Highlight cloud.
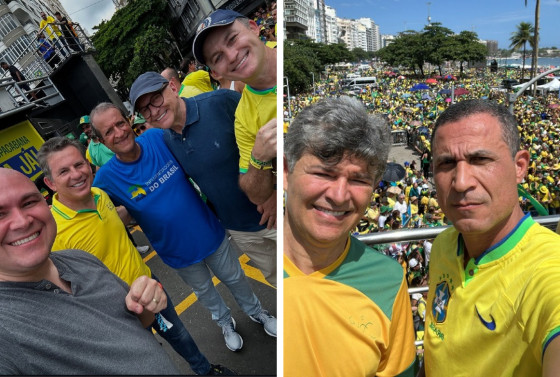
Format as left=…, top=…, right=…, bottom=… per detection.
left=59, top=0, right=115, bottom=33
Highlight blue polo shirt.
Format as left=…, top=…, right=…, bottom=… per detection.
left=164, top=90, right=265, bottom=232
left=93, top=128, right=224, bottom=268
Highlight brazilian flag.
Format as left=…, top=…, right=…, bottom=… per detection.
left=518, top=184, right=549, bottom=216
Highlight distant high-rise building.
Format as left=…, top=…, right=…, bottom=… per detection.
left=112, top=0, right=128, bottom=9
left=285, top=0, right=309, bottom=39
left=381, top=34, right=395, bottom=48
left=306, top=0, right=326, bottom=43
left=324, top=5, right=338, bottom=44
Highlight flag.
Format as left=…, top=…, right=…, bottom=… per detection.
left=517, top=184, right=549, bottom=216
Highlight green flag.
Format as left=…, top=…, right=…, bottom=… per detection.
left=517, top=184, right=549, bottom=216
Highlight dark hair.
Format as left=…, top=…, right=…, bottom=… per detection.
left=431, top=99, right=520, bottom=158
left=37, top=137, right=85, bottom=180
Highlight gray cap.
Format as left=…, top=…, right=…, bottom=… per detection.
left=129, top=72, right=169, bottom=110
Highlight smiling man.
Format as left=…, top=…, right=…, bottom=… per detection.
left=89, top=102, right=276, bottom=353
left=423, top=99, right=560, bottom=377
left=283, top=97, right=416, bottom=377
left=0, top=168, right=178, bottom=374
left=131, top=71, right=277, bottom=287
left=193, top=9, right=277, bottom=227
left=36, top=137, right=233, bottom=375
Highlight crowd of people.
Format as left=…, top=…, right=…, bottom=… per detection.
left=284, top=63, right=560, bottom=290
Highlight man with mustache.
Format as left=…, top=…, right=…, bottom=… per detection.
left=423, top=99, right=560, bottom=376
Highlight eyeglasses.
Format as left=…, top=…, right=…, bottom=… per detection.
left=137, top=84, right=167, bottom=120
left=132, top=124, right=147, bottom=135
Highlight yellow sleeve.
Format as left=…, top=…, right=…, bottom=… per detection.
left=234, top=96, right=257, bottom=173
left=377, top=276, right=417, bottom=377
left=85, top=148, right=92, bottom=164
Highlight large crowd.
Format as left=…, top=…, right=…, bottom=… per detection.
left=284, top=63, right=560, bottom=289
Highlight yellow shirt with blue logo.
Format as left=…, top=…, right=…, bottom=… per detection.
left=51, top=187, right=151, bottom=286
left=284, top=237, right=416, bottom=377
left=425, top=214, right=560, bottom=376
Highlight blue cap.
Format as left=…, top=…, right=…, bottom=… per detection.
left=192, top=9, right=246, bottom=65
left=129, top=72, right=169, bottom=110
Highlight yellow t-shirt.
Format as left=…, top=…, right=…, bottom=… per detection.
left=39, top=16, right=61, bottom=39
left=284, top=237, right=416, bottom=376
left=51, top=188, right=151, bottom=286
left=235, top=85, right=276, bottom=173
left=180, top=70, right=213, bottom=98
left=425, top=215, right=560, bottom=376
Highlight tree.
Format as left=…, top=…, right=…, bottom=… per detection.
left=448, top=31, right=487, bottom=76
left=284, top=41, right=321, bottom=94
left=91, top=0, right=179, bottom=98
left=422, top=23, right=454, bottom=76
left=126, top=25, right=170, bottom=84
left=351, top=47, right=368, bottom=62
left=510, top=22, right=534, bottom=80
left=376, top=30, right=428, bottom=75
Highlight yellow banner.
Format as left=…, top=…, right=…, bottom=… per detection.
left=0, top=120, right=45, bottom=181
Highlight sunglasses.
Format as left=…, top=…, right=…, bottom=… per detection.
left=132, top=124, right=147, bottom=135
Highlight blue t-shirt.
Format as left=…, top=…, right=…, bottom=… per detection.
left=93, top=128, right=225, bottom=268
left=164, top=90, right=264, bottom=232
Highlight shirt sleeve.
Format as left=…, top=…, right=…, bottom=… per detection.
left=377, top=274, right=417, bottom=377
left=234, top=105, right=255, bottom=174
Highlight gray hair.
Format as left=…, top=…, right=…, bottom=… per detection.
left=431, top=99, right=520, bottom=158
left=89, top=102, right=129, bottom=140
left=285, top=96, right=391, bottom=183
left=37, top=136, right=85, bottom=180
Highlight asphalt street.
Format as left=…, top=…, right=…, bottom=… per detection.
left=131, top=229, right=277, bottom=376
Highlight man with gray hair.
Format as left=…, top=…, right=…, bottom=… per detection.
left=283, top=96, right=416, bottom=376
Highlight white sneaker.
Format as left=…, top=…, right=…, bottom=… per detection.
left=221, top=317, right=243, bottom=351
left=250, top=310, right=277, bottom=337
left=137, top=245, right=150, bottom=254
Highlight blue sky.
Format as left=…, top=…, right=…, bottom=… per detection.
left=326, top=0, right=560, bottom=50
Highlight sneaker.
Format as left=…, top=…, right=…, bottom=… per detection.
left=221, top=317, right=243, bottom=351
left=136, top=245, right=150, bottom=254
left=205, top=364, right=237, bottom=375
left=250, top=310, right=277, bottom=337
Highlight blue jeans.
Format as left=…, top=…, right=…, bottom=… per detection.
left=175, top=235, right=262, bottom=327
left=151, top=274, right=210, bottom=375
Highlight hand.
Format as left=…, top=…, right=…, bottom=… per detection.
left=126, top=275, right=167, bottom=315
left=257, top=192, right=277, bottom=229
left=251, top=118, right=277, bottom=162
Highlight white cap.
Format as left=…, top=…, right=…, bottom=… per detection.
left=412, top=293, right=423, bottom=301
left=409, top=258, right=419, bottom=268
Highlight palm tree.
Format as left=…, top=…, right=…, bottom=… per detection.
left=524, top=0, right=540, bottom=94
left=509, top=22, right=534, bottom=81
left=524, top=1, right=560, bottom=94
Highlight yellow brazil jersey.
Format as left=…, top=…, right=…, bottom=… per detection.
left=235, top=84, right=276, bottom=173
left=284, top=237, right=416, bottom=377
left=51, top=188, right=151, bottom=286
left=425, top=214, right=560, bottom=377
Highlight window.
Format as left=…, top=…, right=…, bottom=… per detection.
left=0, top=13, right=18, bottom=39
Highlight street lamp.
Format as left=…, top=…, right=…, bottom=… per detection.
left=310, top=72, right=315, bottom=94
left=283, top=76, right=292, bottom=119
